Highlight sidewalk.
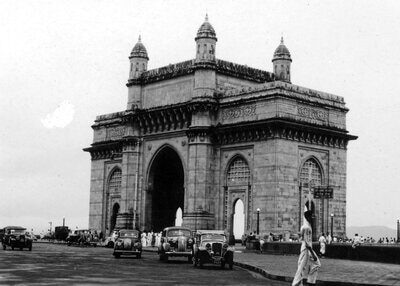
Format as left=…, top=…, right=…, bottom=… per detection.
left=234, top=246, right=400, bottom=286
left=143, top=246, right=400, bottom=285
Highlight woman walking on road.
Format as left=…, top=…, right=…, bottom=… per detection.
left=292, top=203, right=321, bottom=286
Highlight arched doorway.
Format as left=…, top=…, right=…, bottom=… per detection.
left=110, top=203, right=120, bottom=232
left=233, top=199, right=245, bottom=240
left=175, top=207, right=183, bottom=226
left=147, top=147, right=184, bottom=232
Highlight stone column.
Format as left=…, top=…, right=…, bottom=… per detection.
left=116, top=132, right=140, bottom=230
left=183, top=126, right=215, bottom=230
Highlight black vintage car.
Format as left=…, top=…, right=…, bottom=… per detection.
left=2, top=226, right=33, bottom=251
left=192, top=230, right=234, bottom=269
left=66, top=229, right=98, bottom=246
left=158, top=226, right=194, bottom=262
left=113, top=229, right=142, bottom=258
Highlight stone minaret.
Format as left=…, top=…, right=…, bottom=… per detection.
left=127, top=36, right=149, bottom=109
left=272, top=37, right=292, bottom=83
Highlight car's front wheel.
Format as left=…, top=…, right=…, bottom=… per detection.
left=107, top=241, right=114, bottom=248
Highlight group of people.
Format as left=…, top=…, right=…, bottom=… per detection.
left=140, top=231, right=162, bottom=247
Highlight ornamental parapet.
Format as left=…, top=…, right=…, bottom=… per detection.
left=127, top=60, right=195, bottom=86
left=126, top=58, right=276, bottom=86
left=221, top=81, right=346, bottom=110
left=216, top=59, right=275, bottom=83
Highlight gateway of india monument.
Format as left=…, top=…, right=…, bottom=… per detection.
left=84, top=15, right=357, bottom=240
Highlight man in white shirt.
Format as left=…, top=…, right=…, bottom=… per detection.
left=292, top=204, right=321, bottom=286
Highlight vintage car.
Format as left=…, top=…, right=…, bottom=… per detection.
left=104, top=230, right=119, bottom=248
left=158, top=226, right=194, bottom=262
left=66, top=229, right=98, bottom=246
left=113, top=229, right=142, bottom=258
left=2, top=226, right=33, bottom=251
left=192, top=230, right=234, bottom=269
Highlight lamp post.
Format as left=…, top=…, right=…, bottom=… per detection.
left=330, top=213, right=334, bottom=238
left=397, top=219, right=399, bottom=243
left=256, top=208, right=260, bottom=235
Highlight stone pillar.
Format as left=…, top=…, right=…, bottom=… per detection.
left=183, top=126, right=215, bottom=230
left=116, top=129, right=140, bottom=230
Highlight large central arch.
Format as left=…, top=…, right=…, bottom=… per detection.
left=146, top=146, right=185, bottom=232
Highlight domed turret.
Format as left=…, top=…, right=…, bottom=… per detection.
left=272, top=37, right=292, bottom=83
left=129, top=35, right=149, bottom=79
left=195, top=14, right=217, bottom=41
left=195, top=14, right=217, bottom=62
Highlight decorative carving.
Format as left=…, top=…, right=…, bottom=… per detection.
left=297, top=106, right=328, bottom=121
left=222, top=105, right=256, bottom=120
left=107, top=127, right=125, bottom=140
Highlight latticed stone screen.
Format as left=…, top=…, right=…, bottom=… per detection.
left=108, top=169, right=122, bottom=193
left=300, top=159, right=322, bottom=186
left=227, top=157, right=250, bottom=185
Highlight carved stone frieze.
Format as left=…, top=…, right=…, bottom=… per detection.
left=213, top=120, right=354, bottom=149
left=297, top=106, right=328, bottom=122
left=221, top=105, right=256, bottom=121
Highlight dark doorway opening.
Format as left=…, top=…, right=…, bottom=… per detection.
left=110, top=203, right=120, bottom=232
left=148, top=147, right=184, bottom=232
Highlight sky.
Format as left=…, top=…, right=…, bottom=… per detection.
left=1, top=0, right=400, bottom=234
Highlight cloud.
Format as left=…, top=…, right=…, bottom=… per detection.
left=41, top=101, right=75, bottom=129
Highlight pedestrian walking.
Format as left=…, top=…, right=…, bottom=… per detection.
left=292, top=204, right=321, bottom=286
left=318, top=233, right=326, bottom=257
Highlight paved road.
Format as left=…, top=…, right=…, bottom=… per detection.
left=0, top=243, right=289, bottom=285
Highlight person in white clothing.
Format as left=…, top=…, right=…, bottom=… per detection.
left=318, top=233, right=326, bottom=257
left=292, top=203, right=321, bottom=286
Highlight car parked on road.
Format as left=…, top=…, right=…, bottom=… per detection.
left=113, top=229, right=142, bottom=258
left=66, top=229, right=98, bottom=246
left=2, top=226, right=33, bottom=251
left=192, top=230, right=233, bottom=269
left=158, top=226, right=194, bottom=262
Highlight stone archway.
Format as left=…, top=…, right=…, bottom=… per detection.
left=146, top=147, right=184, bottom=232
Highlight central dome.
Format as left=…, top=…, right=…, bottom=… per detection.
left=195, top=14, right=217, bottom=41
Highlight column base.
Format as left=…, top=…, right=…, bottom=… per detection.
left=115, top=212, right=134, bottom=230
left=183, top=211, right=215, bottom=231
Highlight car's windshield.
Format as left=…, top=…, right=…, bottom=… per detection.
left=10, top=229, right=25, bottom=235
left=167, top=229, right=191, bottom=237
left=119, top=230, right=139, bottom=238
left=201, top=234, right=226, bottom=241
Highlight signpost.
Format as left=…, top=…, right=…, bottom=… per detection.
left=313, top=186, right=334, bottom=234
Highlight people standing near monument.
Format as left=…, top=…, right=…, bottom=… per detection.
left=326, top=232, right=332, bottom=244
left=318, top=233, right=326, bottom=257
left=292, top=204, right=321, bottom=286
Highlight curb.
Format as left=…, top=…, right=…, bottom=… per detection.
left=233, top=261, right=385, bottom=286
